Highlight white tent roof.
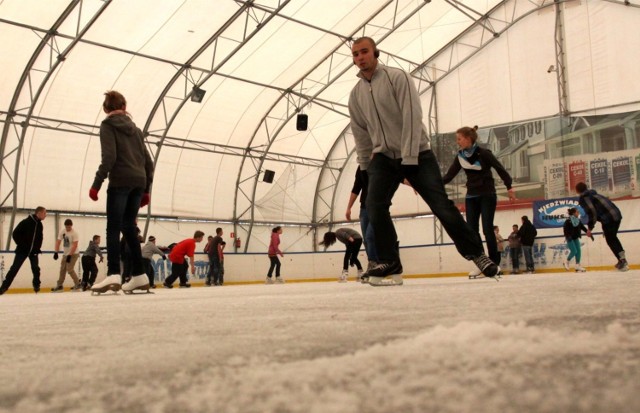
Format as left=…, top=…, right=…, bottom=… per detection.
left=1, top=0, right=639, bottom=238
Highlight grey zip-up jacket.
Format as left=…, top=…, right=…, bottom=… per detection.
left=92, top=114, right=154, bottom=192
left=349, top=62, right=430, bottom=170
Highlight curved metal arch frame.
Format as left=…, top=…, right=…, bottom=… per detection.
left=233, top=0, right=435, bottom=252
left=311, top=0, right=574, bottom=248
left=138, top=0, right=291, bottom=240
left=0, top=0, right=112, bottom=249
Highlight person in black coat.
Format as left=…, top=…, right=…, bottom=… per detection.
left=0, top=206, right=47, bottom=294
left=517, top=215, right=538, bottom=273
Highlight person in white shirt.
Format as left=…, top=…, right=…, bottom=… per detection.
left=52, top=218, right=80, bottom=292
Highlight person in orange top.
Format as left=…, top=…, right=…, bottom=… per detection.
left=163, top=231, right=205, bottom=289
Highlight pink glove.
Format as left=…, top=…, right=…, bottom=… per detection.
left=89, top=187, right=99, bottom=201
left=140, top=193, right=150, bottom=207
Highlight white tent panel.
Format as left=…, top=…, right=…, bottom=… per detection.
left=504, top=8, right=557, bottom=123
left=0, top=0, right=69, bottom=28
left=269, top=108, right=348, bottom=159
left=223, top=88, right=288, bottom=146
left=80, top=1, right=234, bottom=63
left=151, top=149, right=241, bottom=219
left=253, top=164, right=320, bottom=223
left=172, top=78, right=281, bottom=149
left=0, top=26, right=42, bottom=109
left=36, top=46, right=176, bottom=126
left=294, top=114, right=351, bottom=160
left=433, top=71, right=463, bottom=133
left=564, top=1, right=640, bottom=114
left=20, top=129, right=96, bottom=211
left=222, top=18, right=332, bottom=90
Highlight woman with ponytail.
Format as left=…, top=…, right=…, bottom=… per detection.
left=443, top=126, right=515, bottom=277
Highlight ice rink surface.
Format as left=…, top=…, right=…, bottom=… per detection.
left=1, top=270, right=639, bottom=413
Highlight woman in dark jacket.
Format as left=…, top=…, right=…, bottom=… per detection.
left=89, top=91, right=154, bottom=294
left=443, top=126, right=515, bottom=276
left=562, top=208, right=588, bottom=272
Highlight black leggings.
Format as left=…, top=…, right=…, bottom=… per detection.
left=267, top=256, right=281, bottom=278
left=343, top=238, right=363, bottom=270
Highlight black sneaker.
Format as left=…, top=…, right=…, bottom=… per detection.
left=471, top=254, right=499, bottom=278
left=163, top=282, right=173, bottom=289
left=366, top=261, right=403, bottom=277
left=179, top=283, right=191, bottom=288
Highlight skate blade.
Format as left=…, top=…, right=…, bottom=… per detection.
left=90, top=284, right=122, bottom=295
left=368, top=275, right=403, bottom=286
left=123, top=285, right=152, bottom=295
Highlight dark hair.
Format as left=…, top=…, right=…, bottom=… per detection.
left=35, top=206, right=46, bottom=214
left=575, top=182, right=588, bottom=193
left=194, top=230, right=205, bottom=239
left=456, top=125, right=479, bottom=144
left=216, top=227, right=223, bottom=235
left=272, top=226, right=282, bottom=233
left=64, top=218, right=73, bottom=226
left=353, top=36, right=379, bottom=58
left=567, top=207, right=577, bottom=216
left=319, top=232, right=337, bottom=248
left=521, top=215, right=530, bottom=222
left=148, top=236, right=156, bottom=242
left=512, top=224, right=519, bottom=229
left=103, top=90, right=127, bottom=113
left=93, top=234, right=101, bottom=242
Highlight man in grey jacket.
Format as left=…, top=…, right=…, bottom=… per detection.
left=348, top=37, right=499, bottom=285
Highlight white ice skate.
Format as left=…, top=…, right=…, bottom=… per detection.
left=122, top=275, right=152, bottom=294
left=368, top=274, right=403, bottom=286
left=575, top=264, right=586, bottom=273
left=563, top=260, right=570, bottom=271
left=91, top=274, right=121, bottom=295
left=468, top=267, right=483, bottom=279
left=338, top=270, right=348, bottom=283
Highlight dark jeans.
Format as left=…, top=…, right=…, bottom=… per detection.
left=522, top=245, right=534, bottom=270
left=465, top=193, right=499, bottom=265
left=267, top=256, right=281, bottom=278
left=359, top=207, right=378, bottom=262
left=510, top=247, right=521, bottom=272
left=1, top=251, right=40, bottom=291
left=366, top=151, right=483, bottom=263
left=106, top=186, right=144, bottom=276
left=343, top=238, right=363, bottom=270
left=81, top=255, right=98, bottom=286
left=142, top=257, right=156, bottom=286
left=602, top=220, right=624, bottom=260
left=211, top=257, right=223, bottom=285
left=165, top=261, right=189, bottom=286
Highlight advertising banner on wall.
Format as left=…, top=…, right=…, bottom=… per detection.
left=533, top=197, right=587, bottom=229
left=543, top=150, right=640, bottom=200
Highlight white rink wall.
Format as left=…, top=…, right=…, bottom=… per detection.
left=1, top=198, right=638, bottom=291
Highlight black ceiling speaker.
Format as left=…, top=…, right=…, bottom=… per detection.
left=263, top=169, right=275, bottom=183
left=296, top=114, right=308, bottom=131
left=191, top=87, right=206, bottom=103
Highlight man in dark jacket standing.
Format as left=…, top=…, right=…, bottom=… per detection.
left=518, top=215, right=538, bottom=273
left=576, top=181, right=628, bottom=271
left=0, top=206, right=47, bottom=294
